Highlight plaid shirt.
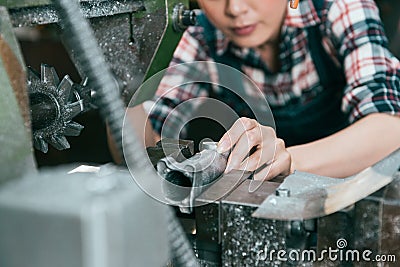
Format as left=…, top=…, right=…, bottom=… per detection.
left=147, top=0, right=400, bottom=136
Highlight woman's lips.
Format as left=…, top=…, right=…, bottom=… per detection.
left=232, top=24, right=257, bottom=36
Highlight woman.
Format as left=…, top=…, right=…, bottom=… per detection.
left=132, top=0, right=400, bottom=180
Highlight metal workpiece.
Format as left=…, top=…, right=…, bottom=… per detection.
left=146, top=138, right=194, bottom=167
left=253, top=149, right=400, bottom=221
left=0, top=7, right=36, bottom=184
left=28, top=64, right=89, bottom=153
left=195, top=170, right=253, bottom=206
left=157, top=141, right=229, bottom=213
left=0, top=165, right=170, bottom=267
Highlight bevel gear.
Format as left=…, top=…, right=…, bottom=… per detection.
left=28, top=63, right=89, bottom=153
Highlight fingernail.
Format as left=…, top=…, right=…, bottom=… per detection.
left=217, top=139, right=229, bottom=153
left=225, top=166, right=233, bottom=174
left=224, top=160, right=232, bottom=173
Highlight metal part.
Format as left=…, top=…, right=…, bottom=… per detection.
left=157, top=141, right=229, bottom=213
left=146, top=138, right=194, bottom=167
left=172, top=2, right=196, bottom=32
left=0, top=165, right=169, bottom=267
left=275, top=188, right=290, bottom=197
left=0, top=7, right=36, bottom=184
left=2, top=0, right=145, bottom=27
left=28, top=63, right=89, bottom=153
left=253, top=149, right=400, bottom=220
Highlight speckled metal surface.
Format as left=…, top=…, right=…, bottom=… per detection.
left=195, top=176, right=316, bottom=266
left=221, top=181, right=287, bottom=266
left=89, top=13, right=149, bottom=102
left=214, top=178, right=317, bottom=266
left=6, top=0, right=187, bottom=104
left=61, top=2, right=169, bottom=104
left=194, top=171, right=252, bottom=266
left=7, top=0, right=144, bottom=27
left=221, top=204, right=289, bottom=266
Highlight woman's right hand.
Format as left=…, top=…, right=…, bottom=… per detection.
left=217, top=117, right=292, bottom=180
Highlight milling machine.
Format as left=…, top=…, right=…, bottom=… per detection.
left=0, top=1, right=399, bottom=267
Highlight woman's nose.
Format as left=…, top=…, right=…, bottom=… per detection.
left=225, top=0, right=249, bottom=17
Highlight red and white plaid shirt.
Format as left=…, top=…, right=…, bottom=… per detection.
left=148, top=0, right=400, bottom=136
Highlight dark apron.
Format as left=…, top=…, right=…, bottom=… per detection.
left=271, top=22, right=349, bottom=145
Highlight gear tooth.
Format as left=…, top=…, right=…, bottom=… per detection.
left=81, top=77, right=88, bottom=87
left=47, top=135, right=70, bottom=150
left=65, top=100, right=84, bottom=121
left=34, top=137, right=48, bottom=153
left=64, top=121, right=84, bottom=136
left=58, top=75, right=74, bottom=102
left=27, top=67, right=40, bottom=82
left=41, top=63, right=60, bottom=86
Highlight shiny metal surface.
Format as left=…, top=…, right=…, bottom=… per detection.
left=157, top=142, right=229, bottom=213
left=253, top=149, right=400, bottom=221
left=3, top=0, right=144, bottom=26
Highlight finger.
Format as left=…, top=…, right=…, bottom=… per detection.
left=253, top=147, right=291, bottom=181
left=238, top=140, right=276, bottom=171
left=237, top=126, right=276, bottom=171
left=225, top=125, right=263, bottom=172
left=217, top=118, right=258, bottom=153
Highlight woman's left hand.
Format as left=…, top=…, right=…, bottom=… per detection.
left=217, top=117, right=292, bottom=180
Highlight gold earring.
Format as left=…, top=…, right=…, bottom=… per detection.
left=290, top=0, right=299, bottom=9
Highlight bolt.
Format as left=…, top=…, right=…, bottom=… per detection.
left=172, top=3, right=197, bottom=32
left=275, top=188, right=290, bottom=197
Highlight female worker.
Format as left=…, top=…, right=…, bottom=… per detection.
left=132, top=0, right=400, bottom=180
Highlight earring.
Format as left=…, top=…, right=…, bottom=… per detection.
left=290, top=0, right=299, bottom=9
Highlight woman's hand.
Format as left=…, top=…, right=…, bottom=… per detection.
left=217, top=117, right=292, bottom=180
